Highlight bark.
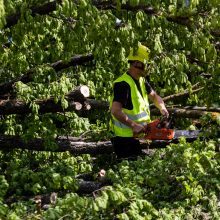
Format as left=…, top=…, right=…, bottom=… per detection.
left=77, top=180, right=109, bottom=194
left=0, top=54, right=94, bottom=96
left=86, top=99, right=109, bottom=110
left=166, top=16, right=192, bottom=27
left=0, top=135, right=114, bottom=155
left=50, top=54, right=94, bottom=72
left=211, top=29, right=220, bottom=37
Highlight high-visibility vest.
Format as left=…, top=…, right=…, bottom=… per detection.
left=110, top=73, right=151, bottom=137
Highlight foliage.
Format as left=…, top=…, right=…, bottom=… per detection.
left=1, top=137, right=220, bottom=219
left=0, top=0, right=219, bottom=219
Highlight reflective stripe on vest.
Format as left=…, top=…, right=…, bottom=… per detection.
left=112, top=119, right=147, bottom=129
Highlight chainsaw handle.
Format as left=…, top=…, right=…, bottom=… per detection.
left=157, top=115, right=172, bottom=129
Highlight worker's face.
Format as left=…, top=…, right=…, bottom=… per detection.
left=132, top=61, right=148, bottom=77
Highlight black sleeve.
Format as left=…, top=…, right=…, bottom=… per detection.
left=113, top=81, right=130, bottom=107
left=145, top=80, right=153, bottom=94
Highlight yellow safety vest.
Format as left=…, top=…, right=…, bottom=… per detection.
left=110, top=73, right=151, bottom=137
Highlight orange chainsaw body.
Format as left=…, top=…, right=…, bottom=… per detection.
left=144, top=119, right=175, bottom=140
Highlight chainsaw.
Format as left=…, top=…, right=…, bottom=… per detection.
left=144, top=116, right=200, bottom=142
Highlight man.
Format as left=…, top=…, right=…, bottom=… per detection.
left=110, top=43, right=169, bottom=159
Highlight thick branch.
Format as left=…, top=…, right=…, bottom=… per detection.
left=0, top=135, right=113, bottom=155
left=0, top=133, right=202, bottom=154
left=163, top=87, right=203, bottom=102
left=50, top=54, right=94, bottom=72
left=182, top=106, right=220, bottom=113
left=166, top=16, right=192, bottom=27
left=0, top=135, right=154, bottom=154
left=5, top=180, right=110, bottom=205
left=1, top=95, right=219, bottom=119
left=0, top=54, right=94, bottom=96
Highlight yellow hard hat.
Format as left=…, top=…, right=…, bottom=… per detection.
left=127, top=43, right=150, bottom=64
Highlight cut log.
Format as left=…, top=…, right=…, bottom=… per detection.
left=68, top=85, right=90, bottom=102
left=86, top=99, right=109, bottom=110
left=82, top=102, right=92, bottom=111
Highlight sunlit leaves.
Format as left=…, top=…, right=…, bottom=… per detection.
left=0, top=0, right=220, bottom=218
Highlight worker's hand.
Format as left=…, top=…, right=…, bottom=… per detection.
left=160, top=107, right=169, bottom=118
left=131, top=122, right=146, bottom=137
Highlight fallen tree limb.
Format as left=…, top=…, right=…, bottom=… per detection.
left=84, top=99, right=220, bottom=120
left=0, top=86, right=90, bottom=115
left=0, top=135, right=113, bottom=155
left=163, top=87, right=203, bottom=102
left=150, top=107, right=220, bottom=119
left=0, top=54, right=94, bottom=96
left=0, top=133, right=201, bottom=154
left=5, top=180, right=110, bottom=206
left=171, top=106, right=220, bottom=113
left=1, top=94, right=219, bottom=119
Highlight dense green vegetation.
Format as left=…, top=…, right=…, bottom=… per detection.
left=0, top=0, right=219, bottom=219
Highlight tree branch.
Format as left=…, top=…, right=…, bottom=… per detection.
left=5, top=1, right=58, bottom=28
left=150, top=107, right=220, bottom=119
left=0, top=134, right=194, bottom=154
left=0, top=86, right=90, bottom=115
left=0, top=54, right=94, bottom=96
left=162, top=87, right=203, bottom=102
